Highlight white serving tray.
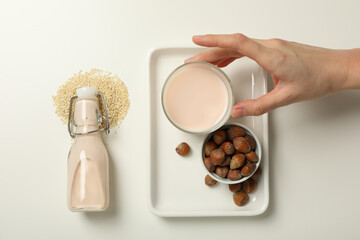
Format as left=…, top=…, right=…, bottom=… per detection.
left=147, top=47, right=269, bottom=217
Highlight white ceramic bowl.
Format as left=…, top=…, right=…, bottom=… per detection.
left=201, top=123, right=262, bottom=184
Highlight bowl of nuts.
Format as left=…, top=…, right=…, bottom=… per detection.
left=201, top=123, right=261, bottom=184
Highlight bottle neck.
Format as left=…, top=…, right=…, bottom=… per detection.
left=73, top=98, right=100, bottom=134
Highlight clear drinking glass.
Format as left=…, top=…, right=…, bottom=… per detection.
left=162, top=61, right=234, bottom=134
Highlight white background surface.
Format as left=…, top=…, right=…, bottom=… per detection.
left=1, top=0, right=360, bottom=239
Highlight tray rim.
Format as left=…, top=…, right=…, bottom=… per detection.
left=146, top=46, right=269, bottom=217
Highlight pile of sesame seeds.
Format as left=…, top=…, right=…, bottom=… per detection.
left=53, top=68, right=130, bottom=129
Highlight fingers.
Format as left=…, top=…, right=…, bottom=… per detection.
left=231, top=88, right=292, bottom=117
left=185, top=48, right=242, bottom=64
left=216, top=57, right=238, bottom=68
left=192, top=34, right=272, bottom=63
left=193, top=34, right=246, bottom=49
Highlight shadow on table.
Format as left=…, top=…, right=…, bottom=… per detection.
left=293, top=90, right=360, bottom=123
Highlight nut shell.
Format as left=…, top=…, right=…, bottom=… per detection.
left=215, top=166, right=229, bottom=178
left=205, top=175, right=217, bottom=186
left=227, top=169, right=242, bottom=181
left=219, top=155, right=231, bottom=166
left=233, top=191, right=249, bottom=206
left=227, top=126, right=246, bottom=140
left=251, top=167, right=262, bottom=180
left=241, top=162, right=256, bottom=177
left=176, top=142, right=190, bottom=156
left=220, top=142, right=235, bottom=155
left=204, top=142, right=217, bottom=157
left=204, top=157, right=215, bottom=172
left=242, top=178, right=257, bottom=193
left=213, top=130, right=227, bottom=145
left=245, top=151, right=259, bottom=163
left=233, top=137, right=251, bottom=153
left=210, top=149, right=226, bottom=165
left=229, top=183, right=242, bottom=193
left=245, top=134, right=256, bottom=150
left=230, top=154, right=246, bottom=169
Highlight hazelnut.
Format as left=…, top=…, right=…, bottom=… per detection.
left=176, top=142, right=190, bottom=156
left=213, top=130, right=227, bottom=145
left=242, top=178, right=257, bottom=193
left=215, top=166, right=229, bottom=178
left=229, top=183, right=242, bottom=193
left=205, top=174, right=217, bottom=186
left=204, top=157, right=215, bottom=172
left=227, top=169, right=242, bottom=181
left=241, top=162, right=256, bottom=177
left=233, top=137, right=251, bottom=153
left=220, top=142, right=235, bottom=155
left=227, top=126, right=246, bottom=140
left=245, top=151, right=259, bottom=163
left=204, top=142, right=217, bottom=156
left=233, top=191, right=249, bottom=206
left=251, top=167, right=262, bottom=180
left=230, top=154, right=245, bottom=169
left=210, top=149, right=225, bottom=165
left=219, top=155, right=231, bottom=166
left=245, top=134, right=256, bottom=150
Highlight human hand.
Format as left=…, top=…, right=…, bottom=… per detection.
left=185, top=34, right=360, bottom=117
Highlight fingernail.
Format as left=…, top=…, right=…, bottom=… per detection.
left=184, top=57, right=193, bottom=63
left=232, top=108, right=244, bottom=118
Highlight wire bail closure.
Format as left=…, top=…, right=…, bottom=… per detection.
left=67, top=93, right=110, bottom=138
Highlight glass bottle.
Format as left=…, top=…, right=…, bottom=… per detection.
left=67, top=87, right=109, bottom=212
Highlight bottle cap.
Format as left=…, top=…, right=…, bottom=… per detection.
left=76, top=87, right=98, bottom=99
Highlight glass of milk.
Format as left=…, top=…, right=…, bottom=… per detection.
left=162, top=61, right=234, bottom=134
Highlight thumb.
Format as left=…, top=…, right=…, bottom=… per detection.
left=231, top=89, right=289, bottom=117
